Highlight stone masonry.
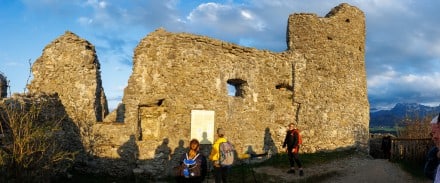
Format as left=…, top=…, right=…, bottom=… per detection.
left=27, top=31, right=109, bottom=124
left=12, top=3, right=368, bottom=178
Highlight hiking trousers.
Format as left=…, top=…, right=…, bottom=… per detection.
left=214, top=166, right=229, bottom=183
left=288, top=146, right=302, bottom=168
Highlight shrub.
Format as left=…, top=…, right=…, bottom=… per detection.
left=0, top=97, right=77, bottom=182
left=396, top=116, right=431, bottom=139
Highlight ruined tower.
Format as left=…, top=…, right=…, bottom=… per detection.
left=286, top=3, right=369, bottom=151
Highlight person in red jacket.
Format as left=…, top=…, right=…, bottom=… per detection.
left=282, top=123, right=304, bottom=176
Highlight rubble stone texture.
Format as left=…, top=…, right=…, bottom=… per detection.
left=22, top=3, right=368, bottom=178
left=27, top=31, right=109, bottom=123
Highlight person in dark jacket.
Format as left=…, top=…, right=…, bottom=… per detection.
left=425, top=114, right=440, bottom=181
left=282, top=123, right=304, bottom=176
left=381, top=135, right=392, bottom=159
left=424, top=146, right=439, bottom=180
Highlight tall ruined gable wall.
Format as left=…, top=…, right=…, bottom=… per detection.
left=121, top=29, right=304, bottom=158
left=27, top=31, right=108, bottom=123
left=287, top=3, right=369, bottom=152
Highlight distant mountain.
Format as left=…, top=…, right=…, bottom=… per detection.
left=370, top=103, right=440, bottom=127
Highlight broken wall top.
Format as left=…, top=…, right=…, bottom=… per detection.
left=27, top=31, right=108, bottom=122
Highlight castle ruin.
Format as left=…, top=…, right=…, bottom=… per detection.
left=3, top=3, right=369, bottom=178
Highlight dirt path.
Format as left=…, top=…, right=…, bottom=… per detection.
left=253, top=154, right=431, bottom=183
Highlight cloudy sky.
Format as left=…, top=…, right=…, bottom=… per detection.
left=1, top=0, right=439, bottom=111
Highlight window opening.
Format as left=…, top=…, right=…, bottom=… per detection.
left=227, top=84, right=236, bottom=96
left=227, top=79, right=246, bottom=97
left=275, top=82, right=293, bottom=91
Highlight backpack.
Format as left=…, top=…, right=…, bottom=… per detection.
left=182, top=153, right=202, bottom=178
left=292, top=129, right=302, bottom=145
left=219, top=141, right=235, bottom=166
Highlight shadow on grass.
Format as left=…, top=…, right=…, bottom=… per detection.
left=218, top=148, right=356, bottom=183
left=242, top=170, right=343, bottom=183
left=255, top=148, right=358, bottom=169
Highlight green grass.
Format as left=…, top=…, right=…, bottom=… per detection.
left=370, top=126, right=397, bottom=134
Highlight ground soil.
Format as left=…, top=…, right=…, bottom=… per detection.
left=253, top=154, right=432, bottom=183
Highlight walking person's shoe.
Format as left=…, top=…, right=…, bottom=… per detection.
left=287, top=169, right=295, bottom=174
left=299, top=170, right=304, bottom=176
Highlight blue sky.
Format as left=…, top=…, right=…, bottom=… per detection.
left=1, top=0, right=440, bottom=111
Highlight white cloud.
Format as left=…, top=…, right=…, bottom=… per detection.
left=186, top=2, right=266, bottom=34
left=78, top=17, right=93, bottom=25
left=240, top=10, right=252, bottom=20
left=401, top=74, right=418, bottom=83
left=367, top=66, right=397, bottom=87
left=81, top=1, right=117, bottom=29
left=98, top=1, right=107, bottom=8
left=404, top=73, right=440, bottom=92
left=187, top=3, right=228, bottom=22
left=370, top=70, right=440, bottom=93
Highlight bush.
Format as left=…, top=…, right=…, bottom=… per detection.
left=396, top=116, right=431, bottom=139
left=0, top=97, right=77, bottom=182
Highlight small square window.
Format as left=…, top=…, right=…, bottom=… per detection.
left=227, top=79, right=246, bottom=97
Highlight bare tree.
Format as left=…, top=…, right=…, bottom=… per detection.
left=396, top=115, right=431, bottom=139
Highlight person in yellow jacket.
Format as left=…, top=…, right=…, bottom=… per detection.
left=209, top=128, right=229, bottom=183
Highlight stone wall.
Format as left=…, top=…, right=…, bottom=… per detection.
left=26, top=32, right=110, bottom=163
left=7, top=3, right=369, bottom=178
left=27, top=31, right=109, bottom=124
left=120, top=28, right=303, bottom=153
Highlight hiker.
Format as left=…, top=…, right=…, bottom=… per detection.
left=176, top=139, right=207, bottom=183
left=425, top=114, right=440, bottom=181
left=381, top=135, right=392, bottom=159
left=282, top=123, right=304, bottom=176
left=209, top=128, right=230, bottom=183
